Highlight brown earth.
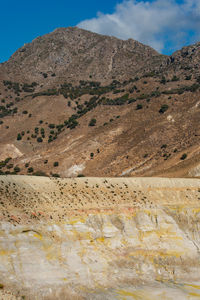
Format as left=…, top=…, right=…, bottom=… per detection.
left=0, top=27, right=200, bottom=178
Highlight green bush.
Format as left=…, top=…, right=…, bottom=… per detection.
left=160, top=76, right=166, bottom=84
left=7, top=164, right=13, bottom=169
left=171, top=75, right=179, bottom=81
left=27, top=167, right=34, bottom=173
left=53, top=161, right=59, bottom=167
left=33, top=170, right=48, bottom=177
left=17, top=133, right=22, bottom=140
left=161, top=144, right=167, bottom=149
left=49, top=124, right=55, bottom=129
left=77, top=174, right=85, bottom=177
left=52, top=173, right=60, bottom=178
left=136, top=104, right=143, bottom=110
left=4, top=157, right=11, bottom=164
left=180, top=153, right=187, bottom=160
left=37, top=137, right=43, bottom=143
left=89, top=118, right=96, bottom=126
left=14, top=166, right=20, bottom=173
left=185, top=75, right=192, bottom=80
left=159, top=104, right=169, bottom=114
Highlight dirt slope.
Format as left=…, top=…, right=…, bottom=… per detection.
left=0, top=27, right=200, bottom=178
left=0, top=175, right=200, bottom=299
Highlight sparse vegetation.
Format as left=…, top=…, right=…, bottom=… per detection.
left=136, top=104, right=143, bottom=110
left=180, top=153, right=187, bottom=160
left=27, top=167, right=34, bottom=173
left=159, top=104, right=169, bottom=114
left=13, top=166, right=20, bottom=173
left=89, top=118, right=96, bottom=126
left=37, top=137, right=43, bottom=143
left=33, top=170, right=48, bottom=176
left=17, top=133, right=22, bottom=140
left=51, top=173, right=60, bottom=178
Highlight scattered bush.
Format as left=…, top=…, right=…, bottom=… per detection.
left=17, top=133, right=22, bottom=140
left=6, top=164, right=13, bottom=169
left=89, top=118, right=96, bottom=126
left=171, top=75, right=179, bottom=81
left=37, top=137, right=43, bottom=143
left=136, top=104, right=143, bottom=110
left=27, top=167, right=34, bottom=173
left=33, top=170, right=48, bottom=177
left=49, top=124, right=55, bottom=129
left=159, top=104, right=169, bottom=114
left=51, top=173, right=60, bottom=178
left=160, top=76, right=166, bottom=84
left=161, top=144, right=167, bottom=149
left=53, top=161, right=59, bottom=167
left=180, top=153, right=187, bottom=160
left=185, top=75, right=192, bottom=80
left=14, top=166, right=20, bottom=173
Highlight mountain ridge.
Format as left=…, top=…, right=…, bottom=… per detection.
left=0, top=27, right=166, bottom=84
left=0, top=27, right=200, bottom=178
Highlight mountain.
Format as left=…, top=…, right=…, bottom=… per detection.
left=0, top=27, right=200, bottom=178
left=0, top=27, right=165, bottom=84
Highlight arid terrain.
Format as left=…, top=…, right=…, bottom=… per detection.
left=0, top=27, right=200, bottom=299
left=1, top=175, right=200, bottom=299
left=0, top=27, right=199, bottom=178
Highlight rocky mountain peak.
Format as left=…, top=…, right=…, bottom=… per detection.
left=1, top=27, right=165, bottom=85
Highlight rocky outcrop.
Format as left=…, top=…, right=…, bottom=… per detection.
left=0, top=176, right=200, bottom=299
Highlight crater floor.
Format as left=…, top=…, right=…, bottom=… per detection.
left=0, top=176, right=200, bottom=299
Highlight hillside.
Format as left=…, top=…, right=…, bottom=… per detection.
left=0, top=27, right=200, bottom=178
left=0, top=27, right=165, bottom=84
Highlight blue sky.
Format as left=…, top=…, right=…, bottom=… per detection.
left=1, top=0, right=200, bottom=62
left=0, top=0, right=118, bottom=62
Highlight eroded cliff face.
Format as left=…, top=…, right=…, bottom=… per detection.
left=0, top=176, right=200, bottom=299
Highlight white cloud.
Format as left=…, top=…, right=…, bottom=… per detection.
left=77, top=0, right=200, bottom=53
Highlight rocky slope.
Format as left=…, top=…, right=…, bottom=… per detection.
left=0, top=175, right=200, bottom=299
left=0, top=27, right=200, bottom=178
left=0, top=27, right=165, bottom=84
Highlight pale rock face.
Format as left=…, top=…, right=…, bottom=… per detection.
left=0, top=176, right=200, bottom=299
left=167, top=115, right=175, bottom=122
left=189, top=164, right=200, bottom=176
left=0, top=144, right=23, bottom=160
left=64, top=164, right=85, bottom=176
